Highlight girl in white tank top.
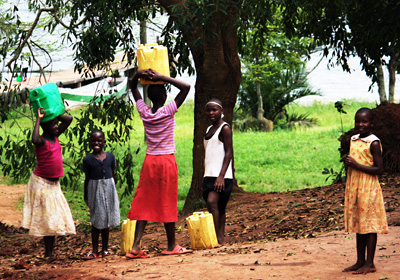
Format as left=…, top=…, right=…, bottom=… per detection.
left=203, top=99, right=234, bottom=245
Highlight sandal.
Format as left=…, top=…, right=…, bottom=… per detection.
left=126, top=249, right=148, bottom=259
left=161, top=245, right=193, bottom=255
left=83, top=252, right=98, bottom=260
left=101, top=251, right=111, bottom=257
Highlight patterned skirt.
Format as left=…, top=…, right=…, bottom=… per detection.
left=87, top=178, right=120, bottom=229
left=128, top=154, right=178, bottom=223
left=344, top=168, right=388, bottom=234
left=22, top=174, right=76, bottom=236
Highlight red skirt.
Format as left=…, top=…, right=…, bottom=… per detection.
left=128, top=154, right=178, bottom=223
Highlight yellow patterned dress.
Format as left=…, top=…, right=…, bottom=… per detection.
left=344, top=134, right=388, bottom=234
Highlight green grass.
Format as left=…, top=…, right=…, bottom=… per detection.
left=235, top=99, right=376, bottom=192
left=1, top=99, right=376, bottom=221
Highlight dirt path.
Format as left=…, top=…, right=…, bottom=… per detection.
left=0, top=178, right=399, bottom=280
left=1, top=227, right=399, bottom=280
left=0, top=183, right=25, bottom=227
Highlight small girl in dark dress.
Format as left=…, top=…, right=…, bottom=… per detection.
left=82, top=130, right=120, bottom=259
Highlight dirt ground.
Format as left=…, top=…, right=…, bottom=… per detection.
left=0, top=174, right=399, bottom=280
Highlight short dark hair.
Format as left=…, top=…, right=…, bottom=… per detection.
left=90, top=129, right=105, bottom=138
left=148, top=84, right=166, bottom=103
left=355, top=107, right=374, bottom=121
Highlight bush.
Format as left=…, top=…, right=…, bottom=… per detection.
left=237, top=66, right=320, bottom=123
left=339, top=102, right=400, bottom=173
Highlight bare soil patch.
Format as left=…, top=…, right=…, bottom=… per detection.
left=0, top=174, right=399, bottom=279
left=0, top=184, right=25, bottom=227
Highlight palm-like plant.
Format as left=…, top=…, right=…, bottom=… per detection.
left=237, top=64, right=320, bottom=126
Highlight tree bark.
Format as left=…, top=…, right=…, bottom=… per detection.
left=139, top=21, right=151, bottom=106
left=377, top=60, right=387, bottom=103
left=160, top=1, right=242, bottom=212
left=183, top=30, right=241, bottom=212
left=388, top=53, right=399, bottom=103
left=256, top=79, right=264, bottom=123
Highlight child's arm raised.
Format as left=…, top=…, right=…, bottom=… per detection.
left=32, top=107, right=45, bottom=147
left=129, top=69, right=153, bottom=102
left=214, top=125, right=233, bottom=192
left=57, top=114, right=73, bottom=135
left=343, top=141, right=383, bottom=175
left=150, top=71, right=190, bottom=108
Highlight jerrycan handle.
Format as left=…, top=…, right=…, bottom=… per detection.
left=30, top=89, right=41, bottom=109
left=146, top=44, right=158, bottom=61
left=138, top=43, right=158, bottom=48
left=138, top=49, right=146, bottom=62
left=145, top=43, right=158, bottom=48
left=34, top=99, right=42, bottom=112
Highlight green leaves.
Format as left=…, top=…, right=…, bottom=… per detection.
left=322, top=166, right=346, bottom=184
left=334, top=101, right=347, bottom=133
left=280, top=0, right=400, bottom=92
left=238, top=64, right=320, bottom=125
left=334, top=101, right=347, bottom=114
left=63, top=92, right=137, bottom=196
left=0, top=86, right=138, bottom=198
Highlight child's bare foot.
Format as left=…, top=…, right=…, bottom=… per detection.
left=353, top=264, right=376, bottom=274
left=342, top=263, right=364, bottom=272
left=217, top=237, right=225, bottom=246
left=217, top=241, right=227, bottom=247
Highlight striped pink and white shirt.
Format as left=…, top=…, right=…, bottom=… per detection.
left=136, top=99, right=178, bottom=155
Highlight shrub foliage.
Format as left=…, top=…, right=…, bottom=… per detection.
left=339, top=102, right=400, bottom=173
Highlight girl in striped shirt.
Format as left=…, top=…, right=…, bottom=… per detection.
left=126, top=69, right=193, bottom=258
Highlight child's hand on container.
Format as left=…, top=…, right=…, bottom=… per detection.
left=148, top=70, right=163, bottom=82
left=37, top=107, right=45, bottom=119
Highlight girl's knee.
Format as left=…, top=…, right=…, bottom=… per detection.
left=207, top=199, right=218, bottom=212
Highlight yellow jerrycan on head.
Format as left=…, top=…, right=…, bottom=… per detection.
left=120, top=219, right=137, bottom=255
left=186, top=211, right=218, bottom=249
left=137, top=43, right=170, bottom=85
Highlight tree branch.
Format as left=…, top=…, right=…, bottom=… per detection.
left=6, top=8, right=56, bottom=69
left=27, top=42, right=48, bottom=84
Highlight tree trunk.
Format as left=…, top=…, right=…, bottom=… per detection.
left=256, top=79, right=264, bottom=124
left=160, top=1, right=242, bottom=212
left=388, top=53, right=399, bottom=103
left=139, top=21, right=150, bottom=106
left=377, top=60, right=387, bottom=103
left=183, top=35, right=241, bottom=212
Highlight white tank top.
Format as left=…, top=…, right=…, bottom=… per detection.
left=203, top=122, right=233, bottom=179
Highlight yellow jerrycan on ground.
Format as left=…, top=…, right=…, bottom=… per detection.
left=186, top=211, right=218, bottom=249
left=137, top=43, right=170, bottom=85
left=120, top=219, right=137, bottom=255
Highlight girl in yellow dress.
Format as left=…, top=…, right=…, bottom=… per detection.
left=342, top=107, right=388, bottom=274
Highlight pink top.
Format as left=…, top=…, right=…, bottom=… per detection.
left=136, top=99, right=178, bottom=155
left=33, top=138, right=64, bottom=178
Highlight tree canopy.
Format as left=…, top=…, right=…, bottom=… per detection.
left=237, top=10, right=317, bottom=129
left=0, top=0, right=281, bottom=210
left=280, top=0, right=400, bottom=102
